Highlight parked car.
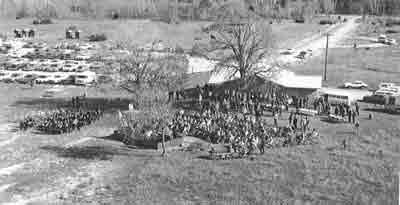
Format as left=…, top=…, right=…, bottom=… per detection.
left=378, top=34, right=388, bottom=44
left=73, top=72, right=96, bottom=85
left=0, top=71, right=11, bottom=82
left=16, top=74, right=37, bottom=84
left=343, top=81, right=368, bottom=89
left=295, top=51, right=307, bottom=59
left=280, top=49, right=294, bottom=55
left=9, top=73, right=24, bottom=82
left=35, top=74, right=52, bottom=84
left=379, top=82, right=396, bottom=89
left=49, top=74, right=72, bottom=84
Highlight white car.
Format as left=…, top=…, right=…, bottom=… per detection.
left=49, top=74, right=72, bottom=84
left=378, top=35, right=388, bottom=44
left=35, top=74, right=53, bottom=84
left=73, top=72, right=96, bottom=85
left=0, top=71, right=12, bottom=81
left=343, top=81, right=368, bottom=89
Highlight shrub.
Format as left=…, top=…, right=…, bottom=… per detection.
left=386, top=29, right=399, bottom=34
left=319, top=19, right=335, bottom=25
left=33, top=18, right=53, bottom=25
left=88, top=34, right=107, bottom=42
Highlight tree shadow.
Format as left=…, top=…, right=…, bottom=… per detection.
left=40, top=145, right=131, bottom=160
left=95, top=132, right=159, bottom=150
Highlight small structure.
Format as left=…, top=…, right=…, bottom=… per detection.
left=66, top=30, right=73, bottom=39
left=75, top=30, right=81, bottom=39
left=318, top=87, right=372, bottom=106
left=270, top=70, right=322, bottom=97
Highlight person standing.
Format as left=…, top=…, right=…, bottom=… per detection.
left=355, top=102, right=360, bottom=116
left=352, top=110, right=356, bottom=124
left=288, top=112, right=293, bottom=126
left=355, top=120, right=360, bottom=136
left=348, top=109, right=352, bottom=123
left=293, top=115, right=298, bottom=130
left=273, top=112, right=278, bottom=127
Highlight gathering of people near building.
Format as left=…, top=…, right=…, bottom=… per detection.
left=19, top=96, right=104, bottom=134
left=168, top=108, right=318, bottom=157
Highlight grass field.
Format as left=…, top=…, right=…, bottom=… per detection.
left=56, top=102, right=399, bottom=205
left=0, top=18, right=330, bottom=50
left=288, top=43, right=400, bottom=89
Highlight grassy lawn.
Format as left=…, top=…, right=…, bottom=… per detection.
left=287, top=46, right=400, bottom=89
left=58, top=104, right=399, bottom=205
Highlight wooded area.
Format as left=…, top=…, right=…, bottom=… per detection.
left=0, top=0, right=399, bottom=19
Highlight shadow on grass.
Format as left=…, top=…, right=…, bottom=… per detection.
left=12, top=97, right=132, bottom=112
left=96, top=133, right=158, bottom=150
left=320, top=118, right=347, bottom=124
left=40, top=145, right=131, bottom=160
left=363, top=108, right=400, bottom=115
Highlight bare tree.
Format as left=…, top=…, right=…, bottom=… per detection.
left=208, top=17, right=274, bottom=82
left=321, top=0, right=336, bottom=16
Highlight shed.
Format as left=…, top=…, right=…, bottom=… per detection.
left=269, top=70, right=322, bottom=97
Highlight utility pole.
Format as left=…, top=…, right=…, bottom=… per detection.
left=324, top=33, right=330, bottom=81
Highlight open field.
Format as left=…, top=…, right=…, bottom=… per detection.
left=0, top=82, right=398, bottom=204
left=0, top=17, right=336, bottom=50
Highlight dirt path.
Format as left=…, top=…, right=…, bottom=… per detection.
left=276, top=16, right=361, bottom=66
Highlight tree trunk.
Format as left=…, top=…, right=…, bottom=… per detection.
left=161, top=127, right=166, bottom=157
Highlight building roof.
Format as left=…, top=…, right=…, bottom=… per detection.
left=270, top=70, right=322, bottom=89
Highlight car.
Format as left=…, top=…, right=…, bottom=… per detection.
left=343, top=81, right=368, bottom=89
left=387, top=39, right=397, bottom=45
left=0, top=71, right=12, bottom=81
left=280, top=49, right=294, bottom=55
left=23, top=63, right=37, bottom=71
left=50, top=74, right=72, bottom=84
left=379, top=82, right=396, bottom=89
left=61, top=64, right=79, bottom=72
left=295, top=51, right=308, bottom=59
left=76, top=65, right=89, bottom=72
left=15, top=74, right=37, bottom=84
left=35, top=74, right=52, bottom=84
left=9, top=72, right=24, bottom=82
left=6, top=64, right=20, bottom=71
left=41, top=90, right=56, bottom=98
left=73, top=72, right=96, bottom=85
left=378, top=34, right=388, bottom=44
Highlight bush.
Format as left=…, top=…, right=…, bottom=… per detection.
left=319, top=19, right=335, bottom=25
left=386, top=29, right=399, bottom=34
left=88, top=34, right=107, bottom=42
left=33, top=18, right=53, bottom=25
left=385, top=18, right=400, bottom=27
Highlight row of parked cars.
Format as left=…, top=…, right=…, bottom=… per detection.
left=2, top=58, right=103, bottom=73
left=0, top=70, right=96, bottom=85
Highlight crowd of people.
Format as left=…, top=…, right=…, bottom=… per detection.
left=170, top=84, right=296, bottom=117
left=19, top=96, right=105, bottom=134
left=168, top=109, right=318, bottom=157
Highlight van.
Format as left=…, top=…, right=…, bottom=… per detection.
left=378, top=82, right=395, bottom=89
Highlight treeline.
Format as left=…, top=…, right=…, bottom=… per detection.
left=0, top=0, right=399, bottom=20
